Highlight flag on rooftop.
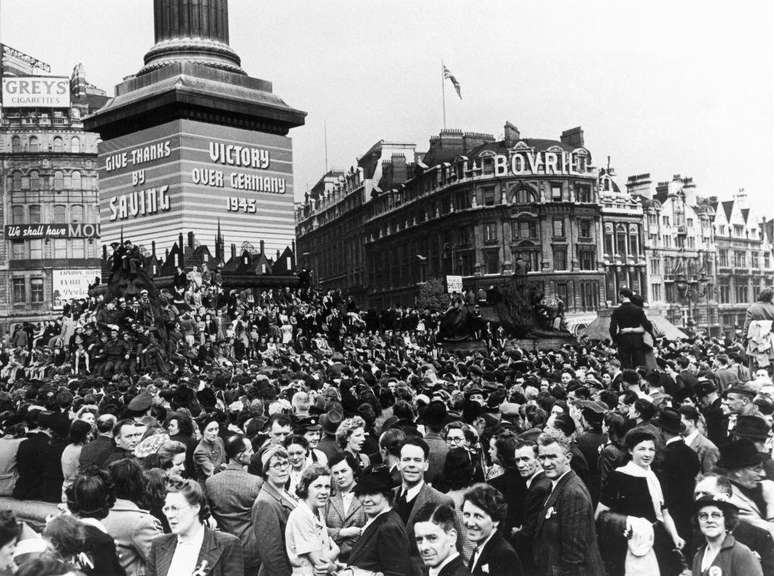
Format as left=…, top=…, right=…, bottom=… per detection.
left=443, top=64, right=462, bottom=99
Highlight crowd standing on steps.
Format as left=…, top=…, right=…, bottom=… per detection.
left=0, top=271, right=771, bottom=576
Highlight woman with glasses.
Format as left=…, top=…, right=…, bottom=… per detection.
left=252, top=445, right=298, bottom=576
left=147, top=477, right=243, bottom=576
left=691, top=495, right=762, bottom=576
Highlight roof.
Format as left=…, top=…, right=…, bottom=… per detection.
left=741, top=208, right=750, bottom=224
left=721, top=200, right=734, bottom=221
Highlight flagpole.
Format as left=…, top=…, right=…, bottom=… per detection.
left=441, top=61, right=447, bottom=130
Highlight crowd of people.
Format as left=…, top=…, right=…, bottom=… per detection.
left=0, top=270, right=772, bottom=576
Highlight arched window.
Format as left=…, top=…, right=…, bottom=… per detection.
left=54, top=171, right=64, bottom=190
left=29, top=170, right=40, bottom=190
left=513, top=186, right=535, bottom=204
left=616, top=225, right=627, bottom=256
left=604, top=223, right=614, bottom=255
left=28, top=136, right=39, bottom=152
left=12, top=171, right=22, bottom=190
left=628, top=224, right=639, bottom=256
left=71, top=204, right=83, bottom=223
left=70, top=136, right=80, bottom=153
left=11, top=136, right=21, bottom=153
left=71, top=171, right=81, bottom=189
left=28, top=205, right=41, bottom=224
left=53, top=137, right=63, bottom=153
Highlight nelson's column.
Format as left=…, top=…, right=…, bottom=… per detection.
left=86, top=0, right=306, bottom=257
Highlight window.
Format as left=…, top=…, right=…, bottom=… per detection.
left=54, top=171, right=64, bottom=190
left=458, top=226, right=472, bottom=248
left=11, top=136, right=21, bottom=153
left=734, top=225, right=744, bottom=237
left=665, top=283, right=676, bottom=302
left=766, top=253, right=771, bottom=269
left=30, top=278, right=44, bottom=304
left=53, top=205, right=66, bottom=223
left=485, top=250, right=499, bottom=274
left=579, top=249, right=595, bottom=270
left=552, top=218, right=565, bottom=238
left=734, top=251, right=747, bottom=268
left=718, top=249, right=729, bottom=267
left=28, top=205, right=41, bottom=224
left=12, top=279, right=25, bottom=304
left=629, top=226, right=639, bottom=255
left=12, top=171, right=22, bottom=190
left=663, top=235, right=671, bottom=248
left=720, top=284, right=730, bottom=304
left=29, top=170, right=40, bottom=189
left=28, top=136, right=39, bottom=152
left=650, top=258, right=661, bottom=275
left=576, top=185, right=592, bottom=203
left=71, top=137, right=80, bottom=153
left=736, top=284, right=748, bottom=304
left=12, top=206, right=24, bottom=224
left=551, top=184, right=562, bottom=201
left=53, top=137, right=63, bottom=153
left=483, top=187, right=496, bottom=206
left=556, top=283, right=569, bottom=306
left=553, top=247, right=567, bottom=270
left=651, top=283, right=662, bottom=301
left=72, top=240, right=85, bottom=258
left=71, top=204, right=83, bottom=223
left=579, top=219, right=592, bottom=238
left=687, top=218, right=694, bottom=228
left=753, top=286, right=761, bottom=301
left=71, top=171, right=82, bottom=189
left=751, top=251, right=759, bottom=269
left=53, top=239, right=67, bottom=259
left=512, top=220, right=538, bottom=240
left=29, top=240, right=42, bottom=260
left=513, top=249, right=539, bottom=272
left=616, top=226, right=627, bottom=255
left=11, top=241, right=25, bottom=260
left=580, top=281, right=598, bottom=310
left=484, top=223, right=498, bottom=244
left=662, top=216, right=670, bottom=226
left=604, top=224, right=614, bottom=255
left=514, top=187, right=535, bottom=204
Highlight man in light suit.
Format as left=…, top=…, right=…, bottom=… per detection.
left=414, top=502, right=470, bottom=576
left=393, top=437, right=455, bottom=576
left=205, top=434, right=262, bottom=576
left=534, top=434, right=604, bottom=576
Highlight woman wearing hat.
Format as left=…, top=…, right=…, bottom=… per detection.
left=692, top=495, right=762, bottom=576
left=342, top=467, right=410, bottom=576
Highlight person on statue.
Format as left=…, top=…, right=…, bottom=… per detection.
left=609, top=287, right=654, bottom=369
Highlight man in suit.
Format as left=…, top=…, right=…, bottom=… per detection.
left=394, top=437, right=454, bottom=576
left=419, top=400, right=450, bottom=486
left=513, top=439, right=551, bottom=575
left=696, top=379, right=729, bottom=447
left=205, top=434, right=262, bottom=576
left=608, top=287, right=653, bottom=369
left=79, top=414, right=117, bottom=472
left=462, top=483, right=523, bottom=576
left=13, top=409, right=53, bottom=500
left=656, top=407, right=700, bottom=538
left=414, top=502, right=470, bottom=576
left=679, top=405, right=719, bottom=474
left=534, top=434, right=604, bottom=576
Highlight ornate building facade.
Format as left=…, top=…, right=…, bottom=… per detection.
left=0, top=47, right=108, bottom=330
left=297, top=123, right=605, bottom=322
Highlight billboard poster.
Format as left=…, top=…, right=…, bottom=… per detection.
left=1, top=76, right=70, bottom=108
left=5, top=223, right=100, bottom=240
left=446, top=275, right=463, bottom=294
left=52, top=269, right=94, bottom=309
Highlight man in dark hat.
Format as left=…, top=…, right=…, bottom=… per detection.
left=733, top=415, right=774, bottom=480
left=419, top=400, right=450, bottom=486
left=696, top=378, right=728, bottom=447
left=609, top=287, right=654, bottom=369
left=13, top=409, right=53, bottom=501
left=318, top=407, right=343, bottom=462
left=656, top=407, right=700, bottom=537
left=718, top=439, right=774, bottom=537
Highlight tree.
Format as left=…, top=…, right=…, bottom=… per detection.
left=416, top=278, right=450, bottom=311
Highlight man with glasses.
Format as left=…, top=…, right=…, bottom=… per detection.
left=717, top=439, right=774, bottom=539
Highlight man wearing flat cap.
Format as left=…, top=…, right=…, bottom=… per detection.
left=733, top=415, right=774, bottom=480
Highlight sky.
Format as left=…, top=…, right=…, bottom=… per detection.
left=1, top=0, right=772, bottom=210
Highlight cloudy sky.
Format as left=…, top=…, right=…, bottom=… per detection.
left=2, top=0, right=772, bottom=209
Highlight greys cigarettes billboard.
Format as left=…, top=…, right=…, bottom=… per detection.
left=2, top=76, right=70, bottom=108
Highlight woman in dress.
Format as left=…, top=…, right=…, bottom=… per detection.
left=691, top=495, right=762, bottom=576
left=596, top=429, right=685, bottom=576
left=335, top=417, right=369, bottom=476
left=147, top=477, right=243, bottom=576
left=285, top=464, right=339, bottom=575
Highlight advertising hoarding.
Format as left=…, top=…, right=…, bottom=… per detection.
left=5, top=223, right=100, bottom=240
left=52, top=270, right=94, bottom=309
left=2, top=76, right=70, bottom=108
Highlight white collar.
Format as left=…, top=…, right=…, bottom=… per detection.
left=177, top=523, right=206, bottom=547
left=362, top=506, right=392, bottom=532
left=683, top=430, right=699, bottom=446
left=78, top=517, right=107, bottom=533
left=429, top=551, right=460, bottom=576
left=402, top=481, right=424, bottom=502
left=550, top=469, right=571, bottom=491
left=525, top=469, right=541, bottom=488
left=471, top=531, right=496, bottom=568
left=665, top=436, right=682, bottom=446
